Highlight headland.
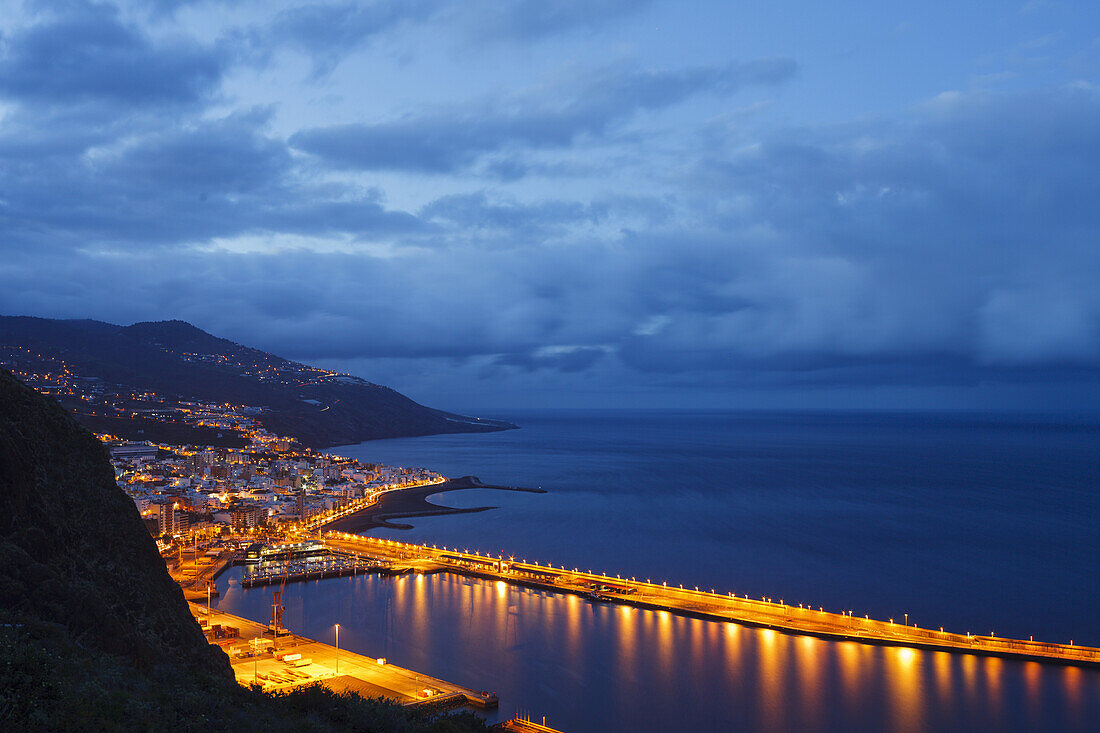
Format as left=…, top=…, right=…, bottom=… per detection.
left=326, top=475, right=545, bottom=532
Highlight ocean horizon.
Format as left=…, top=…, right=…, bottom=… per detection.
left=331, top=408, right=1100, bottom=647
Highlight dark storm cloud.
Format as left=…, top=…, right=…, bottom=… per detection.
left=612, top=87, right=1100, bottom=375
left=4, top=87, right=1096, bottom=391
left=227, top=87, right=1099, bottom=382
left=3, top=88, right=1099, bottom=394
left=0, top=110, right=424, bottom=250
left=2, top=68, right=1096, bottom=388
left=0, top=2, right=223, bottom=107
left=288, top=59, right=797, bottom=173
left=0, top=2, right=1096, bottom=398
left=0, top=3, right=428, bottom=251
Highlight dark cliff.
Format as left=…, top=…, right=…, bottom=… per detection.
left=0, top=367, right=228, bottom=674
left=0, top=370, right=487, bottom=731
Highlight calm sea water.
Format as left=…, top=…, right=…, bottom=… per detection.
left=215, top=410, right=1100, bottom=731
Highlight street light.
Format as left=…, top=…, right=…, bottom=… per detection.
left=335, top=623, right=340, bottom=673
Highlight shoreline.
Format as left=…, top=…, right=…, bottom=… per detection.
left=325, top=475, right=545, bottom=533
left=318, top=420, right=519, bottom=453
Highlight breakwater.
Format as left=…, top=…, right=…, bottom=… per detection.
left=322, top=532, right=1100, bottom=669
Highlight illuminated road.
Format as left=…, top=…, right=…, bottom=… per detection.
left=192, top=602, right=497, bottom=708
left=321, top=532, right=1100, bottom=669
left=299, top=476, right=447, bottom=532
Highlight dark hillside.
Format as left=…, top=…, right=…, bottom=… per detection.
left=0, top=367, right=227, bottom=673
left=123, top=319, right=254, bottom=355
left=0, top=369, right=489, bottom=730
left=0, top=315, right=515, bottom=448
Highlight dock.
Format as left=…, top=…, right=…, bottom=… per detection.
left=321, top=532, right=1100, bottom=669
left=172, top=548, right=237, bottom=602
left=191, top=603, right=497, bottom=709
left=237, top=548, right=442, bottom=588
left=238, top=552, right=391, bottom=588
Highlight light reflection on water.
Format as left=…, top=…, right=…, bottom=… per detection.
left=214, top=567, right=1099, bottom=732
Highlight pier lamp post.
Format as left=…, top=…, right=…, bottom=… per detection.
left=335, top=623, right=340, bottom=673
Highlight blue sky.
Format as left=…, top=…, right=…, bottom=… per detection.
left=1, top=0, right=1098, bottom=410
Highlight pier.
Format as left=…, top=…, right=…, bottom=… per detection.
left=191, top=603, right=498, bottom=709
left=321, top=532, right=1100, bottom=669
left=238, top=552, right=391, bottom=588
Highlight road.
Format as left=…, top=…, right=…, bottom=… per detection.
left=191, top=602, right=497, bottom=708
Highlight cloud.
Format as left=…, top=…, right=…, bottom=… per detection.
left=5, top=86, right=1100, bottom=398
left=267, top=0, right=444, bottom=75
left=0, top=109, right=424, bottom=251
left=612, top=86, right=1100, bottom=375
left=255, top=0, right=651, bottom=77
left=419, top=192, right=605, bottom=238
left=465, top=0, right=652, bottom=42
left=0, top=2, right=224, bottom=108
left=0, top=2, right=1096, bottom=406
left=289, top=59, right=797, bottom=173
left=493, top=345, right=610, bottom=373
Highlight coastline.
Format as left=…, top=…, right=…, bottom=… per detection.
left=326, top=475, right=545, bottom=533
left=316, top=418, right=518, bottom=453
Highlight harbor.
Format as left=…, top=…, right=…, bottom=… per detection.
left=239, top=552, right=385, bottom=588
left=227, top=531, right=1100, bottom=669
left=235, top=540, right=433, bottom=588
left=192, top=602, right=498, bottom=710
left=212, top=557, right=1100, bottom=733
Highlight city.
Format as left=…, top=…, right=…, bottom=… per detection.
left=6, top=347, right=1099, bottom=728
left=3, top=1, right=1099, bottom=730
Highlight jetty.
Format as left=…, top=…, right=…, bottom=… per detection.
left=321, top=532, right=1100, bottom=669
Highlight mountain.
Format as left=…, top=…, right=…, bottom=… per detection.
left=0, top=316, right=515, bottom=449
left=0, top=368, right=488, bottom=730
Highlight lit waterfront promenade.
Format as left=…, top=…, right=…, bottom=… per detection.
left=321, top=532, right=1100, bottom=669
left=299, top=476, right=447, bottom=532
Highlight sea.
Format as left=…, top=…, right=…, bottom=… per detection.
left=214, top=409, right=1100, bottom=732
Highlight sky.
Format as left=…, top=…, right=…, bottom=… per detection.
left=1, top=0, right=1098, bottom=411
